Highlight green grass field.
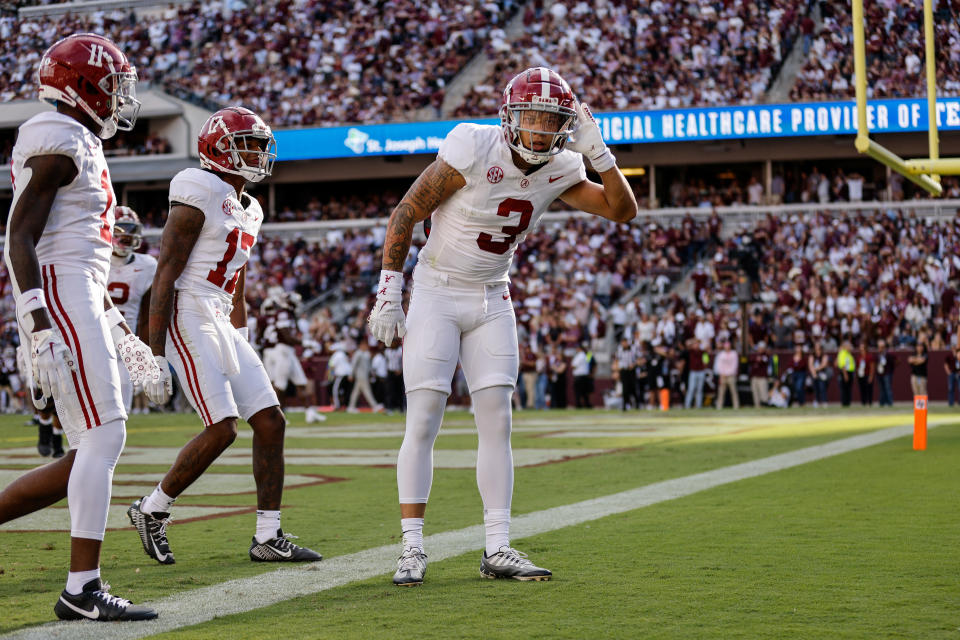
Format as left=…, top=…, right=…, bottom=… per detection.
left=1, top=405, right=958, bottom=639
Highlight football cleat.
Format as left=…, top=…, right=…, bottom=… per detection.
left=54, top=578, right=157, bottom=621
left=127, top=498, right=175, bottom=565
left=51, top=433, right=65, bottom=458
left=479, top=546, right=552, bottom=581
left=37, top=421, right=52, bottom=456
left=249, top=529, right=322, bottom=562
left=393, top=546, right=428, bottom=586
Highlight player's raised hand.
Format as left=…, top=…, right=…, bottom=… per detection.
left=566, top=101, right=616, bottom=173
left=367, top=269, right=407, bottom=347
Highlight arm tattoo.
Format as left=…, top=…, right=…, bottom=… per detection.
left=382, top=161, right=463, bottom=271
left=148, top=206, right=205, bottom=355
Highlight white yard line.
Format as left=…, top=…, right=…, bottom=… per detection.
left=0, top=422, right=936, bottom=640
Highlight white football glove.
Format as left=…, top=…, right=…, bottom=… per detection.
left=367, top=270, right=406, bottom=347
left=30, top=328, right=75, bottom=404
left=114, top=332, right=164, bottom=388
left=16, top=344, right=40, bottom=409
left=566, top=101, right=616, bottom=173
left=143, top=355, right=173, bottom=405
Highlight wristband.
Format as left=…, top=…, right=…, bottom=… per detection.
left=16, top=288, right=47, bottom=333
left=105, top=306, right=125, bottom=328
left=237, top=326, right=249, bottom=340
left=590, top=149, right=617, bottom=173
left=377, top=269, right=403, bottom=302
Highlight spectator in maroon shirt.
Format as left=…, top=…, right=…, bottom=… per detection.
left=748, top=341, right=771, bottom=407
left=944, top=344, right=960, bottom=406
left=856, top=342, right=875, bottom=406
left=789, top=344, right=808, bottom=406
left=683, top=339, right=710, bottom=409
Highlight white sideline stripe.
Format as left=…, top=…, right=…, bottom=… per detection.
left=0, top=422, right=932, bottom=640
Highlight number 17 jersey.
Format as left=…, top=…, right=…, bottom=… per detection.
left=168, top=168, right=262, bottom=304
left=417, top=123, right=586, bottom=284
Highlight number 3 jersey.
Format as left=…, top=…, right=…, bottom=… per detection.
left=168, top=168, right=262, bottom=304
left=417, top=123, right=586, bottom=283
left=6, top=112, right=116, bottom=288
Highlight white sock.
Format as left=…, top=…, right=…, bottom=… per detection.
left=484, top=509, right=511, bottom=557
left=255, top=510, right=281, bottom=543
left=66, top=568, right=100, bottom=595
left=401, top=517, right=424, bottom=550
left=141, top=483, right=175, bottom=516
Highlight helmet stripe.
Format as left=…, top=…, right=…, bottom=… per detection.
left=540, top=68, right=550, bottom=98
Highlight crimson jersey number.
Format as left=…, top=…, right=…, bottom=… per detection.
left=99, top=170, right=114, bottom=243
left=476, top=198, right=533, bottom=255
left=108, top=282, right=130, bottom=305
left=207, top=228, right=255, bottom=294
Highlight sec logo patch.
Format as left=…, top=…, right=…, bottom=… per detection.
left=222, top=199, right=236, bottom=216
left=487, top=166, right=503, bottom=184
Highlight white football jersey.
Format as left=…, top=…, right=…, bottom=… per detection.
left=6, top=112, right=116, bottom=289
left=169, top=168, right=263, bottom=304
left=107, top=252, right=157, bottom=330
left=417, top=123, right=586, bottom=283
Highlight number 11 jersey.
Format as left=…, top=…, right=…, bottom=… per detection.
left=417, top=123, right=586, bottom=284
left=168, top=168, right=262, bottom=304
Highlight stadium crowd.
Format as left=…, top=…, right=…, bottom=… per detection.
left=0, top=200, right=958, bottom=413
left=0, top=0, right=519, bottom=126
left=255, top=206, right=960, bottom=411
left=790, top=0, right=960, bottom=102
left=454, top=0, right=806, bottom=117
left=1, top=0, right=957, bottom=128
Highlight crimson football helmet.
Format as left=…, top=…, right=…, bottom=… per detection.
left=112, top=206, right=142, bottom=258
left=198, top=106, right=277, bottom=183
left=499, top=67, right=577, bottom=164
left=37, top=33, right=139, bottom=140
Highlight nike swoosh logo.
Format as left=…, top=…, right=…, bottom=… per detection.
left=59, top=596, right=99, bottom=620
left=273, top=547, right=293, bottom=558
left=133, top=269, right=142, bottom=272
left=502, top=293, right=510, bottom=300
left=549, top=175, right=564, bottom=183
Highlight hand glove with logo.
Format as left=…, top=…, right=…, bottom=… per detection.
left=114, top=332, right=164, bottom=388
left=30, top=328, right=75, bottom=403
left=143, top=355, right=173, bottom=405
left=367, top=270, right=406, bottom=347
left=566, top=101, right=616, bottom=173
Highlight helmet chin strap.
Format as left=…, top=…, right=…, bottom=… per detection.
left=64, top=85, right=116, bottom=138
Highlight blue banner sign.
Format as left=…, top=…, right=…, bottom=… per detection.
left=274, top=97, right=960, bottom=161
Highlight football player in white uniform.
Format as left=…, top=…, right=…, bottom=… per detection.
left=107, top=206, right=157, bottom=414
left=127, top=107, right=321, bottom=564
left=261, top=291, right=309, bottom=408
left=0, top=34, right=159, bottom=621
left=368, top=67, right=637, bottom=586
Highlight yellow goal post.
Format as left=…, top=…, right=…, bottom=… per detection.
left=853, top=0, right=951, bottom=196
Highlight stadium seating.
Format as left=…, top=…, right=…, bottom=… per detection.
left=0, top=1, right=519, bottom=126
left=453, top=0, right=806, bottom=117
left=790, top=0, right=960, bottom=101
